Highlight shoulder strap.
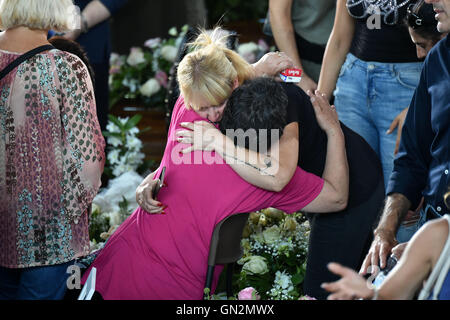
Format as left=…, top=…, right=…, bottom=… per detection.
left=0, top=44, right=55, bottom=81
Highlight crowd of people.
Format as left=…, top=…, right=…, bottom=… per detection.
left=0, top=0, right=449, bottom=300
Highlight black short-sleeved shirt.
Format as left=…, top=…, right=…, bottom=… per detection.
left=282, top=83, right=384, bottom=208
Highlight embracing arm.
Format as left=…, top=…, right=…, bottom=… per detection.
left=317, top=0, right=355, bottom=98
left=177, top=121, right=299, bottom=192
left=301, top=91, right=348, bottom=213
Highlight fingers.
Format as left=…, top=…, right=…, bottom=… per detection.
left=180, top=122, right=194, bottom=130
left=386, top=117, right=398, bottom=135
left=359, top=254, right=372, bottom=275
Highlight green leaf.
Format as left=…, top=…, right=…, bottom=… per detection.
left=124, top=114, right=142, bottom=130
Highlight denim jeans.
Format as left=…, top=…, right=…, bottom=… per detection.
left=334, top=53, right=422, bottom=242
left=0, top=260, right=75, bottom=300
left=334, top=53, right=422, bottom=190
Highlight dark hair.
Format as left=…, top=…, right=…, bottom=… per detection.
left=405, top=0, right=441, bottom=41
left=49, top=36, right=95, bottom=86
left=219, top=77, right=287, bottom=152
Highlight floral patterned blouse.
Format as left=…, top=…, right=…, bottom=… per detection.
left=0, top=48, right=105, bottom=268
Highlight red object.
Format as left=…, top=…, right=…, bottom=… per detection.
left=280, top=68, right=302, bottom=82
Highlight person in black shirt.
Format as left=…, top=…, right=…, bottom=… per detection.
left=218, top=78, right=384, bottom=299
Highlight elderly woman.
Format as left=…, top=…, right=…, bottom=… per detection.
left=0, top=0, right=105, bottom=300
left=81, top=28, right=349, bottom=299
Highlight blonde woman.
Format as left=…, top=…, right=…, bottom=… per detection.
left=0, top=0, right=105, bottom=299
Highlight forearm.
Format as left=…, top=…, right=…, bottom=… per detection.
left=215, top=126, right=298, bottom=192
left=270, top=19, right=302, bottom=69
left=317, top=0, right=354, bottom=97
left=375, top=193, right=411, bottom=237
left=317, top=36, right=349, bottom=97
left=82, top=0, right=112, bottom=30
left=321, top=128, right=349, bottom=206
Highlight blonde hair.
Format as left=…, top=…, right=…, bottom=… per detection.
left=177, top=27, right=254, bottom=110
left=0, top=0, right=75, bottom=32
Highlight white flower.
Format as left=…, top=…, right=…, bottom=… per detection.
left=168, top=27, right=178, bottom=36
left=128, top=127, right=139, bottom=136
left=144, top=37, right=161, bottom=49
left=139, top=78, right=161, bottom=97
left=126, top=135, right=143, bottom=150
left=241, top=256, right=269, bottom=275
left=237, top=42, right=259, bottom=56
left=119, top=117, right=129, bottom=125
left=160, top=45, right=178, bottom=62
left=127, top=47, right=146, bottom=66
left=108, top=136, right=122, bottom=148
left=106, top=122, right=120, bottom=133
left=107, top=149, right=121, bottom=165
left=262, top=225, right=281, bottom=244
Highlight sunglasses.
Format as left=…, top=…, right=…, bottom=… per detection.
left=406, top=3, right=430, bottom=29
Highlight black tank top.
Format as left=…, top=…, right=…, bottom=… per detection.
left=283, top=83, right=384, bottom=209
left=347, top=0, right=421, bottom=62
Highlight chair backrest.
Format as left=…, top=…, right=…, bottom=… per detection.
left=208, top=212, right=250, bottom=266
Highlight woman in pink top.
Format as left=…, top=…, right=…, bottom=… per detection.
left=82, top=28, right=348, bottom=300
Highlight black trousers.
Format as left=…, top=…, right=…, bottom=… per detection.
left=303, top=181, right=385, bottom=300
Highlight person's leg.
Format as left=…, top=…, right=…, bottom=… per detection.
left=371, top=62, right=422, bottom=240
left=334, top=54, right=380, bottom=156
left=303, top=181, right=385, bottom=299
left=0, top=266, right=21, bottom=300
left=16, top=260, right=75, bottom=300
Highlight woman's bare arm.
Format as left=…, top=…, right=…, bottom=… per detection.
left=177, top=121, right=299, bottom=192
left=317, top=0, right=355, bottom=97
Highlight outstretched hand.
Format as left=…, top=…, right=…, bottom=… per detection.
left=321, top=263, right=375, bottom=300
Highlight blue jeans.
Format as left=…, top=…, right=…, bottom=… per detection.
left=334, top=53, right=422, bottom=190
left=334, top=53, right=422, bottom=242
left=0, top=260, right=75, bottom=300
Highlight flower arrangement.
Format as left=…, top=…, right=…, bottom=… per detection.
left=234, top=208, right=311, bottom=300
left=103, top=114, right=148, bottom=178
left=109, top=26, right=189, bottom=109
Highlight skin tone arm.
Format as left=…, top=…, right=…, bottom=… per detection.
left=176, top=90, right=349, bottom=213
left=177, top=121, right=299, bottom=192
left=360, top=193, right=411, bottom=274
left=322, top=217, right=448, bottom=300
left=269, top=0, right=318, bottom=93
left=300, top=91, right=349, bottom=213
left=64, top=0, right=113, bottom=41
left=317, top=0, right=355, bottom=98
